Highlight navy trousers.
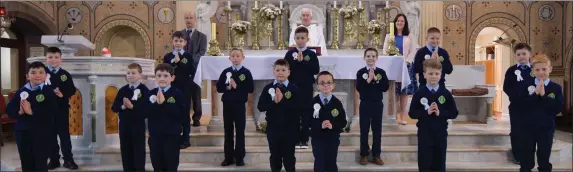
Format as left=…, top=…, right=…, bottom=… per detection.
left=119, top=125, right=146, bottom=171
left=267, top=128, right=297, bottom=172
left=50, top=109, right=73, bottom=161
left=16, top=131, right=49, bottom=171
left=520, top=127, right=554, bottom=172
left=149, top=135, right=180, bottom=171
left=311, top=135, right=340, bottom=172
left=359, top=100, right=383, bottom=157
left=223, top=102, right=246, bottom=161
left=417, top=130, right=447, bottom=172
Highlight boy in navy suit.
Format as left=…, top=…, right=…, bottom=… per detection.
left=310, top=71, right=347, bottom=172
left=356, top=48, right=389, bottom=165
left=147, top=63, right=186, bottom=171
left=163, top=31, right=196, bottom=149
left=111, top=63, right=150, bottom=171
left=502, top=43, right=535, bottom=164
left=409, top=58, right=459, bottom=172
left=257, top=59, right=301, bottom=172
left=413, top=27, right=453, bottom=87
left=216, top=48, right=254, bottom=166
left=7, top=62, right=59, bottom=171
left=518, top=54, right=563, bottom=172
left=284, top=27, right=320, bottom=149
left=44, top=47, right=79, bottom=170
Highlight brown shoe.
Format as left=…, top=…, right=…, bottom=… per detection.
left=374, top=157, right=384, bottom=165
left=359, top=156, right=368, bottom=165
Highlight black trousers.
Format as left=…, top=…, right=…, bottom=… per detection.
left=119, top=125, right=146, bottom=171
left=149, top=135, right=180, bottom=171
left=174, top=82, right=192, bottom=144
left=267, top=128, right=297, bottom=172
left=359, top=100, right=383, bottom=157
left=16, top=131, right=49, bottom=172
left=311, top=135, right=340, bottom=172
left=223, top=102, right=246, bottom=161
left=509, top=111, right=523, bottom=161
left=191, top=82, right=202, bottom=122
left=50, top=108, right=73, bottom=161
left=520, top=127, right=554, bottom=172
left=417, top=130, right=448, bottom=172
left=298, top=86, right=313, bottom=143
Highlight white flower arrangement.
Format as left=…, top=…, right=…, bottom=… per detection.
left=259, top=4, right=281, bottom=20
left=367, top=20, right=384, bottom=34
left=231, top=20, right=252, bottom=34
left=340, top=5, right=358, bottom=19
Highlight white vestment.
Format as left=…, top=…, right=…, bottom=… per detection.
left=288, top=24, right=328, bottom=55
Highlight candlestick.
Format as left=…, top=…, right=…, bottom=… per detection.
left=358, top=1, right=362, bottom=8
left=211, top=23, right=216, bottom=39
left=330, top=7, right=340, bottom=49
left=277, top=8, right=286, bottom=49
left=280, top=1, right=283, bottom=9
left=390, top=22, right=394, bottom=36
left=228, top=1, right=231, bottom=9
left=255, top=1, right=258, bottom=8
left=386, top=1, right=389, bottom=7
left=333, top=1, right=337, bottom=7
left=224, top=7, right=233, bottom=50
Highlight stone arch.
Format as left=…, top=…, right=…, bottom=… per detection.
left=468, top=18, right=527, bottom=65
left=3, top=2, right=57, bottom=34
left=94, top=20, right=151, bottom=59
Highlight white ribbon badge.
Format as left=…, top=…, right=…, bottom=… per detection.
left=20, top=91, right=29, bottom=100
left=528, top=86, right=535, bottom=95
left=362, top=73, right=368, bottom=80
left=424, top=55, right=431, bottom=59
left=313, top=103, right=321, bottom=118
left=515, top=70, right=523, bottom=82
left=149, top=95, right=157, bottom=103
left=292, top=52, right=298, bottom=60
left=132, top=89, right=141, bottom=100
left=420, top=97, right=430, bottom=110
left=225, top=72, right=232, bottom=84
left=45, top=74, right=52, bottom=85
left=268, top=88, right=276, bottom=100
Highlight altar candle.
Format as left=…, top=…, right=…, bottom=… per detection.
left=280, top=1, right=283, bottom=9
left=358, top=1, right=362, bottom=8
left=333, top=1, right=337, bottom=8
left=211, top=23, right=216, bottom=40
left=228, top=1, right=231, bottom=8
left=386, top=1, right=389, bottom=7
left=255, top=1, right=258, bottom=8
left=390, top=23, right=394, bottom=36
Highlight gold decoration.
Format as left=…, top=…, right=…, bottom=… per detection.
left=105, top=86, right=118, bottom=134
left=265, top=21, right=273, bottom=50
left=224, top=7, right=233, bottom=50
left=207, top=39, right=223, bottom=56
left=251, top=7, right=261, bottom=50
left=330, top=7, right=340, bottom=49
left=277, top=8, right=286, bottom=50
left=69, top=90, right=83, bottom=135
left=368, top=20, right=384, bottom=48
left=356, top=7, right=365, bottom=49
left=232, top=20, right=252, bottom=48
left=385, top=35, right=401, bottom=56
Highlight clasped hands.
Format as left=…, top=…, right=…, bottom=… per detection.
left=535, top=78, right=545, bottom=96
left=322, top=120, right=333, bottom=129
left=427, top=102, right=440, bottom=116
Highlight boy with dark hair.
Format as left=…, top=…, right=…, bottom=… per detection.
left=502, top=42, right=535, bottom=164
left=284, top=26, right=320, bottom=149
left=518, top=54, right=563, bottom=172
left=409, top=58, right=459, bottom=172
left=356, top=47, right=389, bottom=165
left=163, top=31, right=196, bottom=149
left=7, top=61, right=59, bottom=171
left=147, top=63, right=186, bottom=171
left=216, top=48, right=254, bottom=166
left=413, top=27, right=453, bottom=87
left=45, top=47, right=79, bottom=170
left=310, top=71, right=347, bottom=172
left=111, top=63, right=150, bottom=171
left=258, top=59, right=301, bottom=172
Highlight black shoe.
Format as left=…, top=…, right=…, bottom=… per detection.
left=192, top=120, right=201, bottom=127
left=63, top=160, right=79, bottom=170
left=180, top=142, right=191, bottom=149
left=221, top=159, right=235, bottom=166
left=236, top=160, right=245, bottom=166
left=47, top=159, right=61, bottom=170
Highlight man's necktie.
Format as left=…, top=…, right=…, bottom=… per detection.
left=52, top=69, right=56, bottom=73
left=323, top=98, right=329, bottom=105
left=520, top=65, right=528, bottom=70
left=432, top=48, right=435, bottom=52
left=130, top=86, right=135, bottom=90
left=431, top=89, right=436, bottom=94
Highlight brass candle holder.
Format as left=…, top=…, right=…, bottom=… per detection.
left=356, top=7, right=365, bottom=49
left=251, top=7, right=261, bottom=50
left=385, top=35, right=401, bottom=56
left=330, top=7, right=340, bottom=49
left=276, top=8, right=286, bottom=50
left=207, top=39, right=223, bottom=56
left=224, top=7, right=233, bottom=50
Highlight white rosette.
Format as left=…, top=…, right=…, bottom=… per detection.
left=424, top=55, right=431, bottom=59
left=45, top=74, right=51, bottom=85
left=528, top=85, right=536, bottom=95
left=20, top=91, right=29, bottom=100
left=225, top=72, right=232, bottom=84
left=515, top=70, right=523, bottom=82
left=420, top=97, right=430, bottom=110
left=362, top=73, right=368, bottom=80
left=132, top=89, right=141, bottom=100
left=268, top=88, right=276, bottom=101
left=149, top=95, right=157, bottom=103
left=313, top=103, right=321, bottom=119
left=292, top=52, right=298, bottom=60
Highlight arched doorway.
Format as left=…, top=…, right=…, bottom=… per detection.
left=469, top=18, right=526, bottom=120
left=94, top=20, right=151, bottom=59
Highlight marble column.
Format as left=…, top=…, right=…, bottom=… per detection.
left=419, top=1, right=444, bottom=46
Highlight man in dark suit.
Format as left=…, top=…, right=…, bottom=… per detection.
left=182, top=11, right=207, bottom=127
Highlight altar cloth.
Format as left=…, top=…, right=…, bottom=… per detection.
left=194, top=55, right=410, bottom=89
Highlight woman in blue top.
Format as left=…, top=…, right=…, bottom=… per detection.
left=382, top=14, right=419, bottom=125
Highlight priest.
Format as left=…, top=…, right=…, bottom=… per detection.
left=288, top=8, right=328, bottom=55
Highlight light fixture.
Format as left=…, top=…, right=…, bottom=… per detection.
left=0, top=4, right=16, bottom=35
